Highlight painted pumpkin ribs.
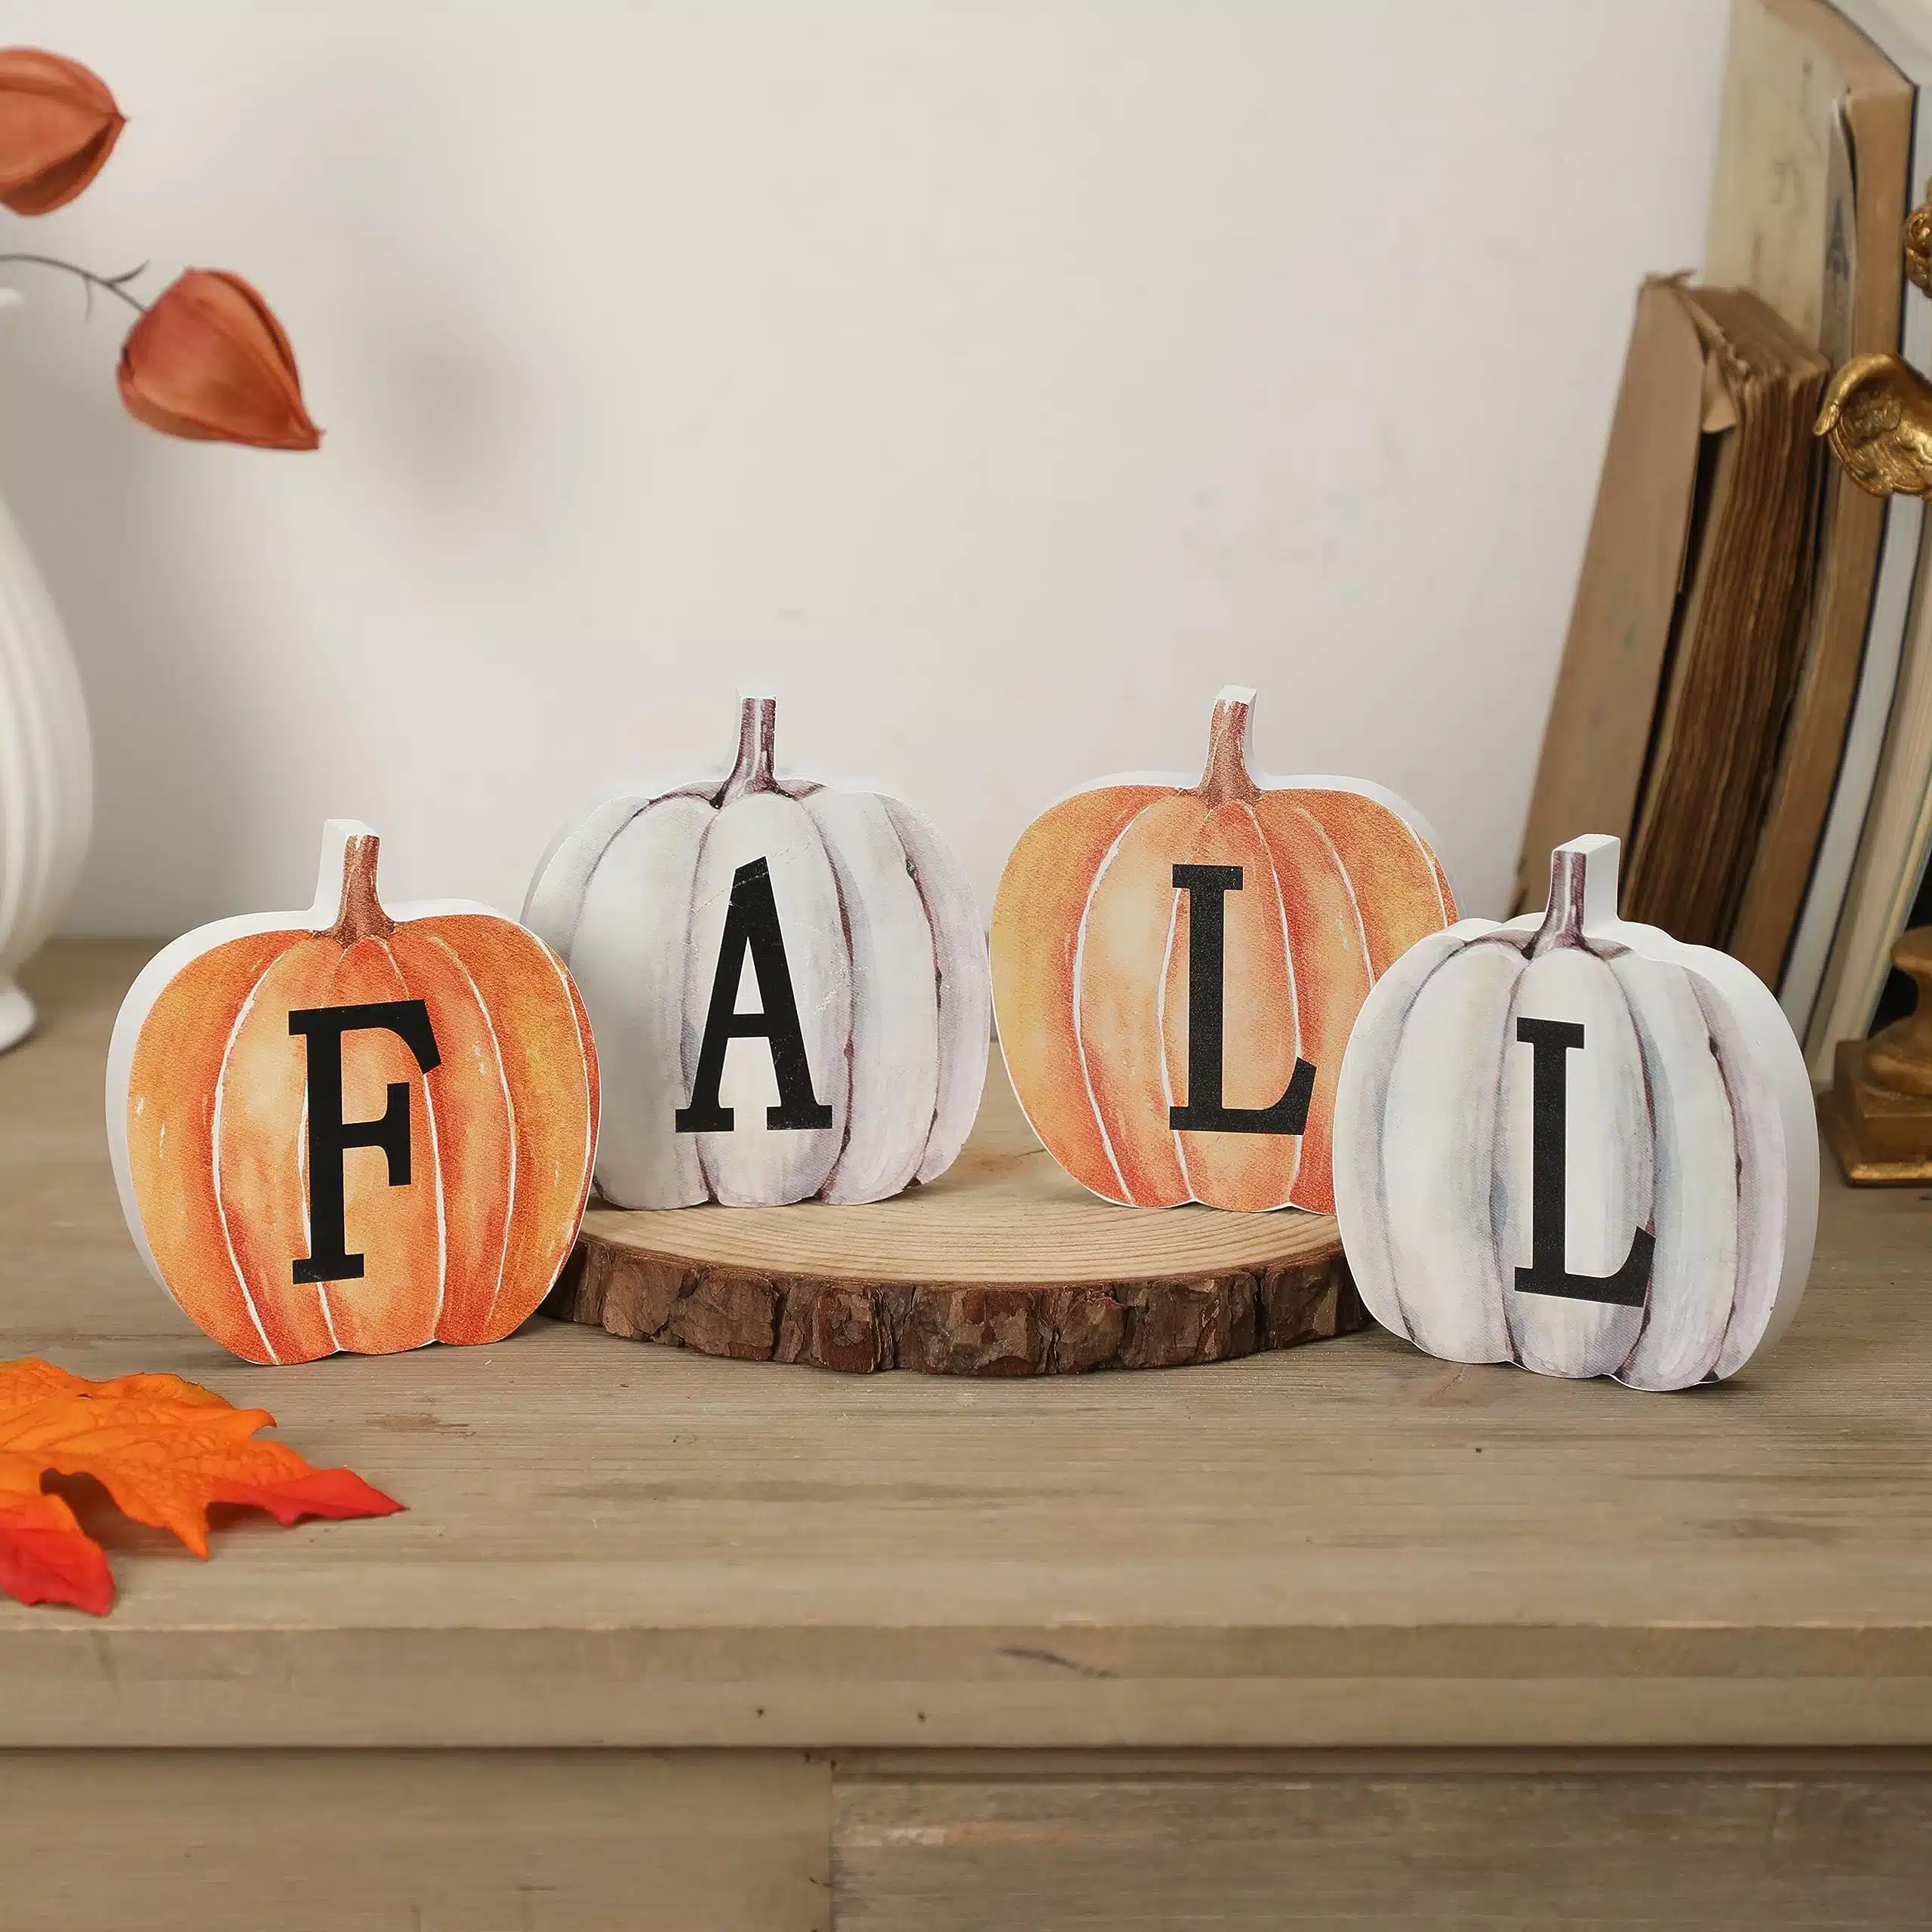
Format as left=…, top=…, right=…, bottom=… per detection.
left=991, top=685, right=1457, bottom=1212
left=525, top=695, right=992, bottom=1210
left=110, top=823, right=598, bottom=1364
left=1333, top=835, right=1817, bottom=1392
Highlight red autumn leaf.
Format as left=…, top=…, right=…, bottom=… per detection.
left=0, top=48, right=125, bottom=215
left=117, top=269, right=322, bottom=451
left=0, top=1357, right=401, bottom=1616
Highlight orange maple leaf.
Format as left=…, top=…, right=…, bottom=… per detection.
left=0, top=1357, right=401, bottom=1616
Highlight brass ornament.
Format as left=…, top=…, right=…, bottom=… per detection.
left=1814, top=185, right=1932, bottom=497
left=1908, top=194, right=1932, bottom=298
left=1810, top=190, right=1932, bottom=1177
left=1814, top=352, right=1932, bottom=497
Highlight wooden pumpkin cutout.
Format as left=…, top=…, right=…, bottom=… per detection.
left=106, top=820, right=598, bottom=1365
left=523, top=694, right=992, bottom=1209
left=1332, top=834, right=1817, bottom=1391
left=991, top=685, right=1457, bottom=1212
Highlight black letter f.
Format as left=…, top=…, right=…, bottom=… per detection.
left=288, top=1000, right=441, bottom=1284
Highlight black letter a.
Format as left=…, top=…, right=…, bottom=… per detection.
left=675, top=857, right=835, bottom=1134
left=288, top=999, right=441, bottom=1284
left=1512, top=1017, right=1654, bottom=1306
left=1167, top=863, right=1315, bottom=1135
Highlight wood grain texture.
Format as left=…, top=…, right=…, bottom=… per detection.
left=555, top=1057, right=1361, bottom=1374
left=1822, top=1038, right=1932, bottom=1180
left=10, top=1742, right=1930, bottom=1932
left=833, top=1753, right=1932, bottom=1930
left=0, top=1749, right=829, bottom=1932
left=2, top=945, right=1930, bottom=1754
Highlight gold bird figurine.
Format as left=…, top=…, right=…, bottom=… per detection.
left=1906, top=197, right=1932, bottom=297
left=1815, top=352, right=1932, bottom=497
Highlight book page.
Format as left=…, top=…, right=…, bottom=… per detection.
left=1706, top=0, right=1850, bottom=346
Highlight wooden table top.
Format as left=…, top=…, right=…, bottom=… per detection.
left=2, top=941, right=1928, bottom=1753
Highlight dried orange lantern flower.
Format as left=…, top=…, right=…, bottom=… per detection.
left=118, top=269, right=321, bottom=451
left=0, top=47, right=124, bottom=215
left=0, top=48, right=319, bottom=452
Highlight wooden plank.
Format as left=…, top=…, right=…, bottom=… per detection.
left=0, top=1749, right=829, bottom=1932
left=2, top=944, right=1931, bottom=1751
left=832, top=1754, right=1932, bottom=1930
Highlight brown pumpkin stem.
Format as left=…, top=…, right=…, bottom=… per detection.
left=716, top=695, right=779, bottom=806
left=327, top=833, right=396, bottom=946
left=1193, top=688, right=1262, bottom=807
left=1527, top=846, right=1589, bottom=958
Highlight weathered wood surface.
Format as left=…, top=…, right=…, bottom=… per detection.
left=556, top=1060, right=1361, bottom=1373
left=2, top=944, right=1931, bottom=1758
left=834, top=1750, right=1932, bottom=1930
left=1, top=1749, right=830, bottom=1932
left=10, top=1740, right=1932, bottom=1932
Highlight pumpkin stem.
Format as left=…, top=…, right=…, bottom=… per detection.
left=1527, top=838, right=1619, bottom=957
left=716, top=694, right=779, bottom=806
left=1194, top=685, right=1263, bottom=807
left=327, top=832, right=396, bottom=946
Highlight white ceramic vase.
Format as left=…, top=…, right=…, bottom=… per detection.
left=0, top=294, right=94, bottom=1052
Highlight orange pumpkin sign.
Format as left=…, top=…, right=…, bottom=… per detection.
left=106, top=821, right=598, bottom=1364
left=992, top=685, right=1456, bottom=1212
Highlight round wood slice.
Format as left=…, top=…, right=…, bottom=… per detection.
left=549, top=1053, right=1364, bottom=1375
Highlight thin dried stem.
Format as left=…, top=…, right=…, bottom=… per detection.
left=0, top=253, right=149, bottom=318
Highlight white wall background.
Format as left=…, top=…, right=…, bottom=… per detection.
left=0, top=0, right=1728, bottom=935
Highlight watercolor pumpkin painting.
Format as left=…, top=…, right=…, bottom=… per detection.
left=106, top=821, right=598, bottom=1365
left=524, top=695, right=992, bottom=1211
left=1332, top=835, right=1817, bottom=1390
left=991, top=685, right=1457, bottom=1213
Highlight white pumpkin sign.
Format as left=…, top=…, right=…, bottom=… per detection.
left=524, top=695, right=991, bottom=1209
left=1333, top=835, right=1816, bottom=1391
